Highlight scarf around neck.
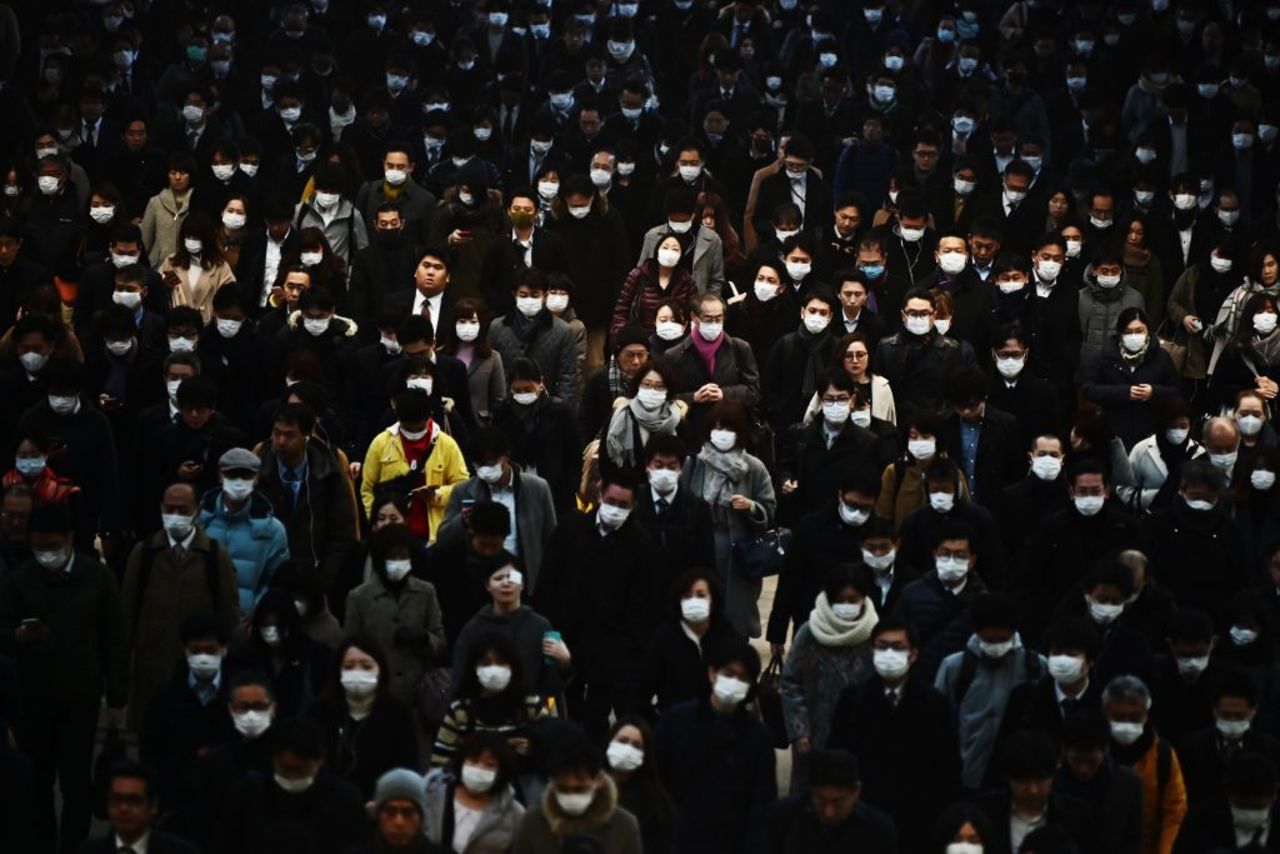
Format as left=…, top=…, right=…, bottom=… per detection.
left=605, top=397, right=681, bottom=467
left=690, top=329, right=724, bottom=375
left=808, top=592, right=878, bottom=647
left=697, top=442, right=748, bottom=509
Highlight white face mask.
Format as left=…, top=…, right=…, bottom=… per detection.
left=1065, top=239, right=1083, bottom=257
left=1073, top=494, right=1105, bottom=516
left=655, top=321, right=684, bottom=341
left=1238, top=414, right=1264, bottom=436
left=709, top=429, right=736, bottom=452
left=537, top=181, right=560, bottom=200
left=996, top=356, right=1024, bottom=379
left=938, top=253, right=967, bottom=275
left=1216, top=717, right=1252, bottom=740
left=678, top=164, right=702, bottom=182
left=680, top=596, right=710, bottom=622
left=785, top=260, right=812, bottom=281
left=233, top=709, right=272, bottom=738
left=260, top=625, right=281, bottom=646
left=183, top=238, right=203, bottom=255
left=300, top=251, right=323, bottom=267
left=607, top=740, right=645, bottom=772
left=512, top=391, right=539, bottom=406
left=16, top=456, right=46, bottom=478
left=667, top=218, right=693, bottom=234
left=754, top=280, right=780, bottom=302
left=516, top=296, right=544, bottom=317
left=832, top=602, right=863, bottom=621
left=935, top=317, right=952, bottom=335
left=476, top=664, right=512, bottom=692
left=1047, top=654, right=1084, bottom=683
left=1088, top=597, right=1124, bottom=624
left=1096, top=273, right=1121, bottom=288
left=1210, top=255, right=1234, bottom=273
left=476, top=464, right=504, bottom=484
left=1252, top=469, right=1277, bottom=490
left=1031, top=455, right=1063, bottom=481
left=112, top=290, right=143, bottom=310
left=384, top=558, right=413, bottom=581
left=904, top=315, right=932, bottom=336
left=340, top=668, right=378, bottom=697
left=1122, top=332, right=1147, bottom=353
left=908, top=437, right=936, bottom=459
left=851, top=409, right=872, bottom=428
left=555, top=789, right=596, bottom=816
left=838, top=503, right=869, bottom=527
left=302, top=316, right=331, bottom=336
left=187, top=652, right=222, bottom=679
left=935, top=555, right=968, bottom=583
left=1109, top=721, right=1144, bottom=745
left=222, top=478, right=255, bottom=501
left=546, top=293, right=569, bottom=313
left=1166, top=427, right=1189, bottom=445
left=1036, top=259, right=1062, bottom=281
left=169, top=336, right=197, bottom=353
left=953, top=177, right=976, bottom=196
left=1231, top=626, right=1259, bottom=646
left=802, top=312, right=830, bottom=334
left=648, top=467, right=679, bottom=495
left=657, top=247, right=681, bottom=268
left=822, top=400, right=850, bottom=425
left=979, top=639, right=1013, bottom=659
left=636, top=387, right=667, bottom=410
left=240, top=162, right=259, bottom=177
left=899, top=226, right=924, bottom=242
left=862, top=548, right=895, bottom=571
left=275, top=773, right=315, bottom=794
left=928, top=491, right=956, bottom=513
left=48, top=394, right=78, bottom=414
left=1210, top=451, right=1238, bottom=473
left=567, top=204, right=592, bottom=219
left=455, top=321, right=480, bottom=342
left=697, top=321, right=722, bottom=342
left=89, top=205, right=115, bottom=224
left=1254, top=312, right=1279, bottom=334
left=162, top=512, right=195, bottom=540
left=314, top=191, right=339, bottom=209
left=461, top=763, right=497, bottom=794
left=597, top=503, right=632, bottom=530
left=712, top=673, right=750, bottom=706
left=111, top=252, right=138, bottom=268
left=872, top=648, right=910, bottom=680
left=1176, top=655, right=1209, bottom=678
left=222, top=211, right=246, bottom=230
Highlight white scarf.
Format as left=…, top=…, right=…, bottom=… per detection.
left=807, top=592, right=878, bottom=647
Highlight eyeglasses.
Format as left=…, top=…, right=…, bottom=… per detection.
left=821, top=395, right=852, bottom=405
left=843, top=350, right=868, bottom=361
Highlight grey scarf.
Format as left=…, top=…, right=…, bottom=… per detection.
left=697, top=443, right=749, bottom=510
left=605, top=398, right=680, bottom=467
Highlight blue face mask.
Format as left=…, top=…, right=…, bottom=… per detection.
left=860, top=263, right=885, bottom=279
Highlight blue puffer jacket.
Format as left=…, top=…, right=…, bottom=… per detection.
left=199, top=489, right=290, bottom=614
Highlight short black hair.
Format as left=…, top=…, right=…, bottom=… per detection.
left=1226, top=752, right=1279, bottom=800
left=1167, top=608, right=1215, bottom=644
left=643, top=433, right=687, bottom=464
left=471, top=426, right=511, bottom=461
left=273, top=402, right=317, bottom=435
left=970, top=593, right=1017, bottom=631
left=175, top=374, right=218, bottom=408
left=547, top=729, right=604, bottom=777
left=1045, top=616, right=1101, bottom=661
left=469, top=501, right=511, bottom=537
left=180, top=610, right=232, bottom=645
left=1061, top=709, right=1111, bottom=752
left=1002, top=730, right=1058, bottom=780
left=808, top=749, right=861, bottom=788
left=106, top=760, right=159, bottom=803
left=28, top=502, right=73, bottom=535
left=271, top=717, right=326, bottom=760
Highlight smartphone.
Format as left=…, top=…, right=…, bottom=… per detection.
left=462, top=498, right=476, bottom=507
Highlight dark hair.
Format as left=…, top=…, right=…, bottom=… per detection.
left=548, top=728, right=604, bottom=777
left=1044, top=616, right=1101, bottom=660
left=273, top=402, right=317, bottom=435
left=1226, top=753, right=1279, bottom=800
left=970, top=593, right=1017, bottom=631
left=705, top=636, right=761, bottom=685
left=105, top=760, right=159, bottom=803
left=469, top=501, right=512, bottom=537
left=1168, top=608, right=1215, bottom=644
left=871, top=614, right=917, bottom=647
left=703, top=400, right=751, bottom=441
left=1002, top=730, right=1058, bottom=780
left=822, top=564, right=872, bottom=602
left=458, top=631, right=526, bottom=707
left=27, top=502, right=73, bottom=535
left=644, top=433, right=687, bottom=464
left=330, top=635, right=393, bottom=702
left=626, top=359, right=678, bottom=399
left=180, top=610, right=231, bottom=645
left=1084, top=559, right=1135, bottom=598
left=453, top=732, right=518, bottom=792
left=809, top=748, right=861, bottom=788
left=471, top=427, right=511, bottom=461
left=270, top=717, right=326, bottom=760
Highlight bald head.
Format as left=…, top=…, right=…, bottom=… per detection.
left=1203, top=417, right=1240, bottom=454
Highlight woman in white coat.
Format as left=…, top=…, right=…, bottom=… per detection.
left=1118, top=398, right=1205, bottom=513
left=801, top=331, right=897, bottom=425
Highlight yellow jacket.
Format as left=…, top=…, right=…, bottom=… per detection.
left=361, top=423, right=468, bottom=541
left=1131, top=734, right=1187, bottom=854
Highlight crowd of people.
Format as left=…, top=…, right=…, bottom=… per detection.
left=5, top=0, right=1280, bottom=852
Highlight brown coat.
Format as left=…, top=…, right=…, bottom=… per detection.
left=159, top=255, right=237, bottom=323
left=122, top=527, right=239, bottom=729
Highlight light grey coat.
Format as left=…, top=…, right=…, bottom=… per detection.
left=1117, top=434, right=1207, bottom=512
left=935, top=633, right=1047, bottom=790
left=423, top=768, right=525, bottom=854
left=437, top=471, right=558, bottom=591
left=462, top=350, right=506, bottom=424
left=638, top=223, right=726, bottom=295
left=1078, top=273, right=1145, bottom=364
left=683, top=449, right=776, bottom=638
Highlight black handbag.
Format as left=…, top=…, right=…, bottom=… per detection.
left=755, top=656, right=790, bottom=749
left=732, top=527, right=793, bottom=579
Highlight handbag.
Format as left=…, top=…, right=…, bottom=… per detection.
left=1155, top=318, right=1188, bottom=374
left=415, top=666, right=454, bottom=729
left=755, top=656, right=790, bottom=749
left=732, top=527, right=793, bottom=579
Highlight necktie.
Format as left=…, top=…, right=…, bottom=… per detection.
left=503, top=108, right=515, bottom=139
left=188, top=128, right=200, bottom=150
left=171, top=542, right=186, bottom=562
left=886, top=689, right=899, bottom=709
left=120, top=848, right=137, bottom=854
left=656, top=497, right=669, bottom=515
left=86, top=124, right=96, bottom=147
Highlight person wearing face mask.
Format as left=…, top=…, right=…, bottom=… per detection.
left=294, top=163, right=370, bottom=270
left=899, top=456, right=1008, bottom=588
left=602, top=359, right=688, bottom=473
left=3, top=435, right=81, bottom=527
left=1177, top=752, right=1280, bottom=854
left=226, top=590, right=334, bottom=720
left=873, top=289, right=965, bottom=419
left=1178, top=674, right=1280, bottom=813
left=761, top=289, right=842, bottom=435
left=158, top=210, right=237, bottom=324
left=1208, top=246, right=1280, bottom=373
left=121, top=482, right=239, bottom=730
left=360, top=387, right=468, bottom=542
left=612, top=232, right=699, bottom=341
left=344, top=527, right=446, bottom=708
left=218, top=716, right=368, bottom=854
left=937, top=366, right=1023, bottom=509
left=140, top=152, right=196, bottom=267
left=491, top=358, right=583, bottom=514
left=149, top=373, right=246, bottom=522
left=1079, top=248, right=1146, bottom=363
left=1143, top=460, right=1248, bottom=621
left=138, top=611, right=236, bottom=836
left=488, top=270, right=584, bottom=412
left=1056, top=562, right=1154, bottom=689
left=422, top=732, right=525, bottom=853
left=1208, top=293, right=1280, bottom=417
left=678, top=401, right=776, bottom=637
left=432, top=635, right=550, bottom=768
left=826, top=616, right=959, bottom=850
left=995, top=433, right=1071, bottom=557
left=433, top=298, right=507, bottom=427
left=197, top=672, right=279, bottom=842
left=534, top=471, right=659, bottom=739
left=1118, top=398, right=1205, bottom=513
left=1100, top=674, right=1189, bottom=854
left=307, top=638, right=418, bottom=798
left=1165, top=237, right=1242, bottom=392
left=936, top=594, right=1047, bottom=792
left=778, top=566, right=879, bottom=790
left=1236, top=446, right=1280, bottom=572
left=0, top=503, right=126, bottom=854
left=197, top=448, right=289, bottom=615
left=633, top=187, right=727, bottom=296
left=354, top=143, right=438, bottom=245
left=654, top=639, right=777, bottom=854
left=1081, top=306, right=1182, bottom=451
left=512, top=729, right=643, bottom=853
left=642, top=565, right=743, bottom=713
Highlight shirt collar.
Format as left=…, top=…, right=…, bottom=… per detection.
left=116, top=830, right=150, bottom=854
left=651, top=486, right=676, bottom=505
left=167, top=527, right=197, bottom=551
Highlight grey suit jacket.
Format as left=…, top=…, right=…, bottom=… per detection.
left=436, top=470, right=558, bottom=590
left=638, top=224, right=726, bottom=295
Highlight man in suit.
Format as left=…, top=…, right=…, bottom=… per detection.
left=347, top=205, right=423, bottom=331
left=478, top=187, right=570, bottom=316
left=378, top=314, right=476, bottom=443
left=996, top=617, right=1103, bottom=755
left=237, top=193, right=299, bottom=315
left=503, top=113, right=568, bottom=190
left=1175, top=753, right=1280, bottom=853
left=384, top=247, right=455, bottom=341
left=939, top=366, right=1024, bottom=509
left=969, top=159, right=1042, bottom=257
left=632, top=435, right=715, bottom=606
left=988, top=323, right=1061, bottom=452
left=1179, top=672, right=1280, bottom=809
left=1054, top=710, right=1145, bottom=854
left=77, top=761, right=199, bottom=854
left=752, top=134, right=834, bottom=239
left=827, top=617, right=960, bottom=853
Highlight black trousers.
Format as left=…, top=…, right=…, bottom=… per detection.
left=20, top=700, right=99, bottom=854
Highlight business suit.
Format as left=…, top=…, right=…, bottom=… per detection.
left=384, top=287, right=456, bottom=339
left=376, top=350, right=476, bottom=446
left=478, top=225, right=570, bottom=315
left=436, top=470, right=558, bottom=591
left=752, top=167, right=834, bottom=237
left=75, top=829, right=200, bottom=854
